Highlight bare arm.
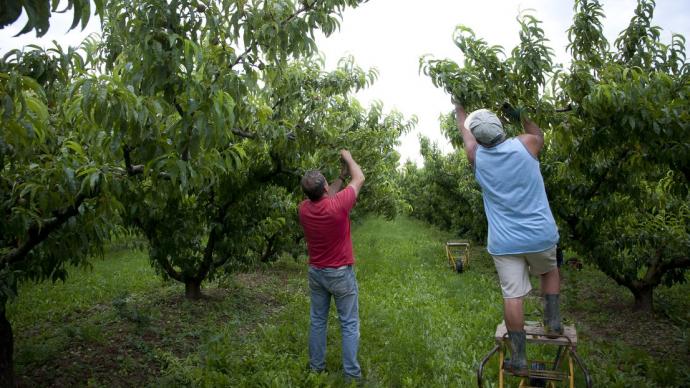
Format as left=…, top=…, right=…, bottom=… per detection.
left=502, top=101, right=544, bottom=157
left=327, top=177, right=344, bottom=196
left=327, top=162, right=348, bottom=196
left=517, top=116, right=544, bottom=157
left=453, top=100, right=477, bottom=165
left=340, top=150, right=365, bottom=197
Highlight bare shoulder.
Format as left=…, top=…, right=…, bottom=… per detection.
left=517, top=134, right=542, bottom=158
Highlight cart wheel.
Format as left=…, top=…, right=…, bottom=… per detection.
left=529, top=361, right=547, bottom=387
left=455, top=259, right=464, bottom=273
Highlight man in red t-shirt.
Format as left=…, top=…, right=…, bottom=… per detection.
left=299, top=150, right=365, bottom=380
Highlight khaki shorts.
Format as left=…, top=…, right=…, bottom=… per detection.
left=492, top=245, right=557, bottom=299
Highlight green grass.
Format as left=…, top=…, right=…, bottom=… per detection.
left=7, top=248, right=306, bottom=386
left=559, top=263, right=690, bottom=387
left=7, top=249, right=159, bottom=327
left=7, top=217, right=690, bottom=387
left=353, top=217, right=503, bottom=386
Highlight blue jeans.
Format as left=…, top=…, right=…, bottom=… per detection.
left=308, top=265, right=361, bottom=378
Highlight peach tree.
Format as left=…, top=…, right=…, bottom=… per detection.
left=1, top=0, right=411, bottom=383
left=80, top=0, right=411, bottom=299
left=0, top=41, right=127, bottom=386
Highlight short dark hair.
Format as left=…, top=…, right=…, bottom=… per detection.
left=301, top=170, right=326, bottom=201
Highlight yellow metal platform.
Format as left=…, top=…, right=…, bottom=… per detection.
left=478, top=321, right=591, bottom=388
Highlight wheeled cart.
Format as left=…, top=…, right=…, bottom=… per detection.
left=445, top=241, right=470, bottom=273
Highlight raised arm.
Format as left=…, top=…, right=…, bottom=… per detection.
left=453, top=99, right=478, bottom=165
left=340, top=150, right=365, bottom=197
left=503, top=101, right=544, bottom=157
left=327, top=161, right=348, bottom=196
left=516, top=116, right=544, bottom=157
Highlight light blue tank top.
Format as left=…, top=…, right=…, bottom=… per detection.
left=474, top=138, right=559, bottom=255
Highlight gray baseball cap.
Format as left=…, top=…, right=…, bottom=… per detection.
left=464, top=109, right=506, bottom=147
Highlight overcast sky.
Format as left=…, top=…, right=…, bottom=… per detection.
left=2, top=0, right=689, bottom=165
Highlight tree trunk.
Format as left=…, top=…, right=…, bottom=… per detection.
left=184, top=280, right=203, bottom=300
left=632, top=286, right=654, bottom=312
left=0, top=299, right=14, bottom=388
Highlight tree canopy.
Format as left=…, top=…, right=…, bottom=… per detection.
left=1, top=0, right=412, bottom=384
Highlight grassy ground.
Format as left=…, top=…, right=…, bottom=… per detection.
left=7, top=217, right=690, bottom=387
left=7, top=248, right=305, bottom=387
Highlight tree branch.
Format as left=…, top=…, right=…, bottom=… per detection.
left=195, top=228, right=217, bottom=282
left=286, top=0, right=318, bottom=23
left=659, top=255, right=690, bottom=273
left=123, top=145, right=145, bottom=175
left=194, top=191, right=218, bottom=282
left=231, top=128, right=256, bottom=139
left=231, top=45, right=256, bottom=68
left=122, top=145, right=174, bottom=179
left=230, top=0, right=318, bottom=69
left=156, top=255, right=184, bottom=282
left=260, top=234, right=277, bottom=262
left=604, top=263, right=633, bottom=290
left=641, top=246, right=666, bottom=286
left=1, top=193, right=90, bottom=267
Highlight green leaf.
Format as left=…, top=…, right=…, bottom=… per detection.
left=89, top=171, right=100, bottom=191
left=65, top=141, right=86, bottom=157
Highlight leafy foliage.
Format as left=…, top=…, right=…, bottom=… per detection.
left=82, top=0, right=412, bottom=297
left=398, top=136, right=485, bottom=242
left=0, top=41, right=123, bottom=386
left=420, top=0, right=690, bottom=311
left=1, top=0, right=410, bottom=384
left=1, top=44, right=121, bottom=300
left=2, top=0, right=413, bottom=300
left=0, top=0, right=104, bottom=37
left=420, top=11, right=555, bottom=127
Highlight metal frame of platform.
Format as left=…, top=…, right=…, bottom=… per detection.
left=477, top=321, right=592, bottom=388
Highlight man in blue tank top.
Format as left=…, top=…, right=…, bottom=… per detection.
left=452, top=99, right=562, bottom=374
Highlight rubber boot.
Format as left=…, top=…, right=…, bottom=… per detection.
left=544, top=294, right=563, bottom=337
left=507, top=330, right=527, bottom=374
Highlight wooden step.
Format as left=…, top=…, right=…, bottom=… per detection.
left=495, top=321, right=578, bottom=348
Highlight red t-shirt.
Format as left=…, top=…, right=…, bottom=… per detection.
left=299, top=186, right=357, bottom=268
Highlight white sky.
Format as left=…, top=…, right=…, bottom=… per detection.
left=2, top=0, right=689, bottom=165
